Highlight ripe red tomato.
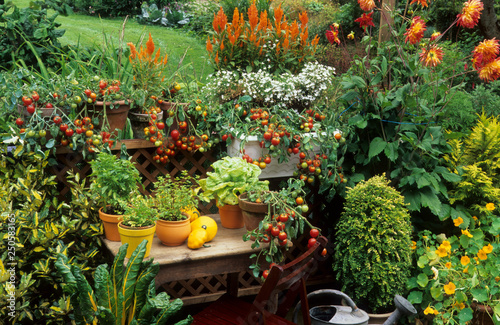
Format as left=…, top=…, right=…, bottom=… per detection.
left=263, top=132, right=272, bottom=141
left=45, top=102, right=53, bottom=109
left=53, top=116, right=62, bottom=124
left=310, top=228, right=320, bottom=238
left=171, top=129, right=180, bottom=140
left=84, top=89, right=92, bottom=97
left=99, top=80, right=107, bottom=90
left=264, top=156, right=272, bottom=164
left=32, top=92, right=40, bottom=102
left=299, top=152, right=306, bottom=159
left=292, top=147, right=300, bottom=154
left=76, top=128, right=83, bottom=134
left=307, top=238, right=317, bottom=249
left=279, top=214, right=289, bottom=223
left=15, top=118, right=24, bottom=126
left=271, top=137, right=280, bottom=146
left=59, top=124, right=68, bottom=132
left=156, top=122, right=165, bottom=130
left=262, top=270, right=269, bottom=279
left=278, top=231, right=287, bottom=241
left=271, top=227, right=280, bottom=237
left=279, top=239, right=288, bottom=246
left=65, top=128, right=74, bottom=137
left=221, top=134, right=229, bottom=142
left=26, top=105, right=36, bottom=114
left=334, top=132, right=342, bottom=140
left=22, top=96, right=32, bottom=106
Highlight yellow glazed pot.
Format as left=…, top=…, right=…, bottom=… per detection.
left=118, top=222, right=156, bottom=258
left=155, top=218, right=191, bottom=246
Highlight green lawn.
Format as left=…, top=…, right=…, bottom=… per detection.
left=15, top=0, right=212, bottom=81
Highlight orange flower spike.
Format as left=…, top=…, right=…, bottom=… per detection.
left=299, top=11, right=308, bottom=26
left=162, top=54, right=168, bottom=65
left=248, top=1, right=259, bottom=31
left=300, top=27, right=309, bottom=45
left=206, top=36, right=213, bottom=53
left=232, top=7, right=240, bottom=26
left=220, top=40, right=225, bottom=51
left=274, top=4, right=283, bottom=34
left=457, top=0, right=484, bottom=29
left=154, top=49, right=161, bottom=64
left=289, top=21, right=299, bottom=40
left=258, top=11, right=268, bottom=31
left=213, top=7, right=227, bottom=33
left=127, top=42, right=137, bottom=60
left=214, top=51, right=220, bottom=64
left=283, top=37, right=289, bottom=49
left=146, top=33, right=155, bottom=57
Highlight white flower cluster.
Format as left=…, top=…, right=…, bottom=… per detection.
left=202, top=62, right=335, bottom=106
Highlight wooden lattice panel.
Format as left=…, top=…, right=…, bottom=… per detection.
left=159, top=270, right=262, bottom=305
left=48, top=139, right=217, bottom=214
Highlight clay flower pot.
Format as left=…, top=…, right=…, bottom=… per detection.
left=88, top=100, right=130, bottom=134
left=218, top=204, right=244, bottom=229
left=99, top=207, right=122, bottom=242
left=238, top=193, right=270, bottom=231
left=155, top=218, right=191, bottom=246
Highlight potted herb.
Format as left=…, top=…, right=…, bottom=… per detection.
left=153, top=171, right=200, bottom=246
left=333, top=174, right=413, bottom=317
left=89, top=152, right=141, bottom=241
left=118, top=194, right=157, bottom=258
left=199, top=156, right=268, bottom=229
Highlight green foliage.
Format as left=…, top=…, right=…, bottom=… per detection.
left=89, top=152, right=141, bottom=214
left=122, top=194, right=158, bottom=227
left=72, top=0, right=143, bottom=17
left=182, top=0, right=220, bottom=36
left=333, top=174, right=413, bottom=313
left=443, top=113, right=500, bottom=225
left=0, top=1, right=68, bottom=71
left=470, top=80, right=500, bottom=118
left=437, top=91, right=476, bottom=133
left=56, top=240, right=193, bottom=324
left=0, top=147, right=103, bottom=324
left=154, top=170, right=200, bottom=221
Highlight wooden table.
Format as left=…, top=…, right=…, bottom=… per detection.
left=102, top=215, right=261, bottom=304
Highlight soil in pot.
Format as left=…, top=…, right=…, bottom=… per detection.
left=99, top=207, right=122, bottom=242
left=118, top=222, right=156, bottom=258
left=218, top=204, right=244, bottom=229
left=155, top=218, right=191, bottom=246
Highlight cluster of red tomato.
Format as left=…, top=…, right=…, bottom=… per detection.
left=73, top=117, right=113, bottom=152
left=82, top=79, right=122, bottom=104
left=261, top=227, right=325, bottom=279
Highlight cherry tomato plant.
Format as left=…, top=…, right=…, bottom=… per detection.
left=242, top=178, right=320, bottom=278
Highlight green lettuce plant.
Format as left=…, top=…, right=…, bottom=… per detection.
left=55, top=240, right=193, bottom=325
left=199, top=156, right=269, bottom=206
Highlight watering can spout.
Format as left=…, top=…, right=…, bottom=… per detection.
left=382, top=295, right=417, bottom=325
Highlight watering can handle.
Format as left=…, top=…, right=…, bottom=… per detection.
left=292, top=289, right=362, bottom=323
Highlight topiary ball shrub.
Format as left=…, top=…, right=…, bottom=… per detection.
left=332, top=174, right=413, bottom=313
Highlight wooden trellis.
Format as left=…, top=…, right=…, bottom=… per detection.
left=48, top=139, right=218, bottom=214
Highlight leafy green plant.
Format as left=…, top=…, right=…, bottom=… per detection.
left=333, top=174, right=413, bottom=313
left=122, top=194, right=158, bottom=227
left=199, top=156, right=269, bottom=206
left=153, top=170, right=200, bottom=221
left=471, top=80, right=500, bottom=118
left=0, top=1, right=68, bottom=71
left=72, top=0, right=143, bottom=17
left=407, top=203, right=500, bottom=324
left=89, top=152, right=141, bottom=214
left=55, top=240, right=193, bottom=325
left=0, top=147, right=104, bottom=324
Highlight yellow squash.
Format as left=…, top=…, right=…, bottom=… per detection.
left=188, top=216, right=218, bottom=249
left=181, top=207, right=200, bottom=222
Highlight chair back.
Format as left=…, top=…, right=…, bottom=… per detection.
left=252, top=236, right=329, bottom=325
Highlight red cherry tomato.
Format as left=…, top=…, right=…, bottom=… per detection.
left=15, top=118, right=24, bottom=126
left=307, top=238, right=317, bottom=249
left=310, top=228, right=320, bottom=238
left=27, top=105, right=36, bottom=114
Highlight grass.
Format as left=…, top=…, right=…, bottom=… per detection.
left=15, top=0, right=212, bottom=82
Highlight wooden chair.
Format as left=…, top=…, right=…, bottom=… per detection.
left=192, top=236, right=329, bottom=325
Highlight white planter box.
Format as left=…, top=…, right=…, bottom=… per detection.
left=227, top=133, right=320, bottom=179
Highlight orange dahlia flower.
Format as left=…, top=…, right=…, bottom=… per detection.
left=404, top=16, right=427, bottom=45
left=420, top=45, right=444, bottom=67
left=457, top=0, right=484, bottom=29
left=358, top=0, right=375, bottom=11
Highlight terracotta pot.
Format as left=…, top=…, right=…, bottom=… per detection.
left=471, top=302, right=495, bottom=325
left=238, top=193, right=270, bottom=231
left=88, top=100, right=130, bottom=134
left=118, top=222, right=156, bottom=258
left=99, top=207, right=122, bottom=241
left=218, top=204, right=244, bottom=229
left=155, top=218, right=191, bottom=246
left=129, top=111, right=164, bottom=139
